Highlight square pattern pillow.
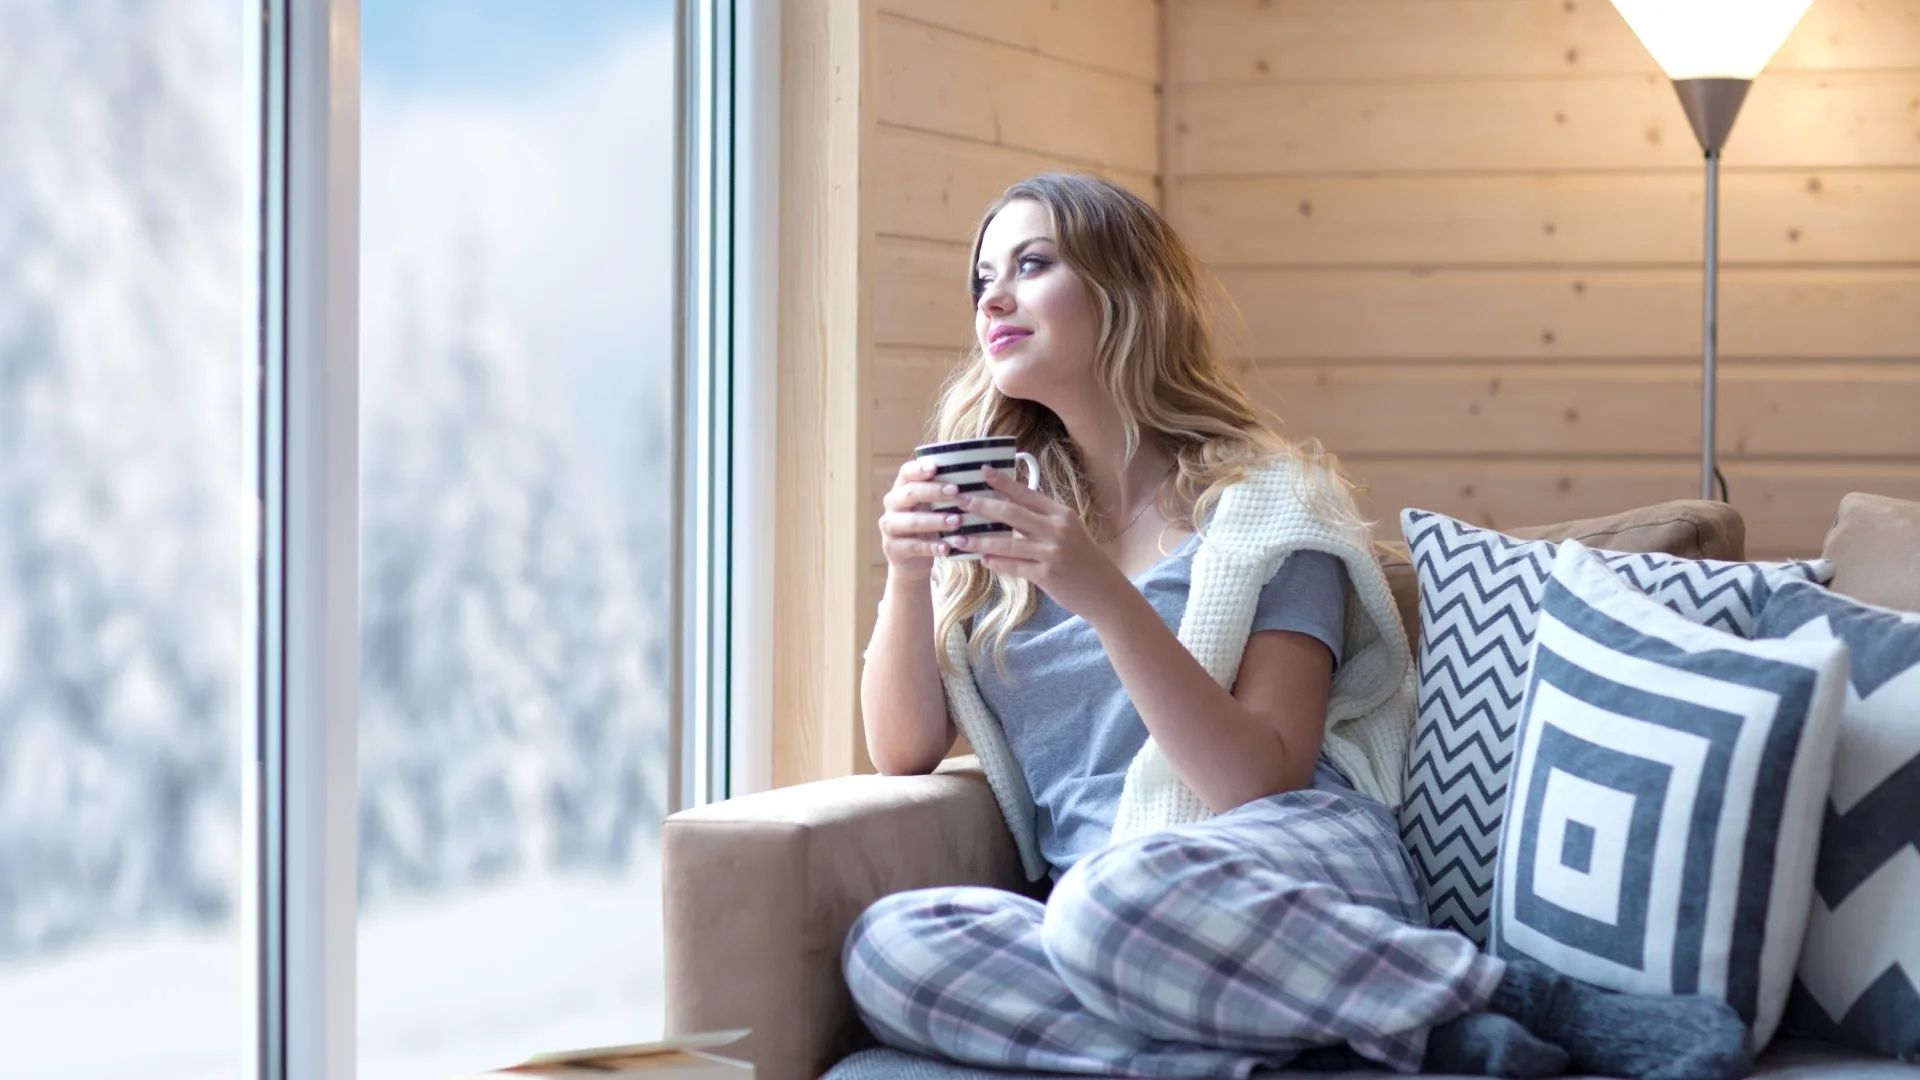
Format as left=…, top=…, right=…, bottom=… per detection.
left=1757, top=579, right=1920, bottom=1060
left=1399, top=508, right=1834, bottom=944
left=1491, top=543, right=1847, bottom=1047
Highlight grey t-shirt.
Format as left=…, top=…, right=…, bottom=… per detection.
left=972, top=532, right=1352, bottom=880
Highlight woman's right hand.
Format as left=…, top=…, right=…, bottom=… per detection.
left=880, top=458, right=965, bottom=582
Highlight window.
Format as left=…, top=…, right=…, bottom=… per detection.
left=0, top=2, right=255, bottom=1076
left=357, top=3, right=677, bottom=1075
left=1, top=1, right=753, bottom=1076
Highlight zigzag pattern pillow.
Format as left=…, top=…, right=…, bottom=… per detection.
left=1758, top=580, right=1920, bottom=1060
left=1399, top=509, right=1833, bottom=944
left=1491, top=543, right=1846, bottom=1047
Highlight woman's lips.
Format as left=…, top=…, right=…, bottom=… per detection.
left=987, top=330, right=1031, bottom=355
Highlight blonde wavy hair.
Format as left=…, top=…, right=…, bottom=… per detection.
left=929, top=172, right=1374, bottom=682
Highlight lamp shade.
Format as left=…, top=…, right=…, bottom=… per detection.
left=1609, top=0, right=1814, bottom=80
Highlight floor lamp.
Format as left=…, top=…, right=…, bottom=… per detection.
left=1608, top=0, right=1815, bottom=502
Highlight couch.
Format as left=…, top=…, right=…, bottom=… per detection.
left=661, top=496, right=1920, bottom=1080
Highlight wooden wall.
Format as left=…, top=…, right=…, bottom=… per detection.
left=1163, top=0, right=1920, bottom=559
left=812, top=0, right=1920, bottom=784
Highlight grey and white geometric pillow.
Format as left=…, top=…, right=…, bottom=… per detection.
left=1758, top=579, right=1920, bottom=1061
left=1491, top=543, right=1848, bottom=1047
left=1399, top=508, right=1833, bottom=944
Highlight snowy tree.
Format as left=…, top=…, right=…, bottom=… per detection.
left=0, top=0, right=248, bottom=957
left=358, top=239, right=668, bottom=903
left=0, top=0, right=673, bottom=959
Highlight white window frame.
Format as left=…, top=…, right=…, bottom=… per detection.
left=258, top=1, right=361, bottom=1078
left=726, top=0, right=781, bottom=801
left=684, top=0, right=781, bottom=807
left=253, top=1, right=766, bottom=1077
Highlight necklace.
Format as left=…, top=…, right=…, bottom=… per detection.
left=1103, top=465, right=1172, bottom=542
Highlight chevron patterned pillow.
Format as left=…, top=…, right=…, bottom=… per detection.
left=1398, top=509, right=1834, bottom=945
left=1757, top=579, right=1920, bottom=1061
left=1491, top=543, right=1847, bottom=1048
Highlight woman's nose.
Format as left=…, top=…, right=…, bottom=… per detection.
left=977, top=279, right=1012, bottom=315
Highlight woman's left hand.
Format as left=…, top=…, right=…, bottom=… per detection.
left=953, top=465, right=1134, bottom=624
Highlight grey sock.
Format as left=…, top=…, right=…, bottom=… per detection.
left=1422, top=1011, right=1570, bottom=1077
left=1488, top=957, right=1755, bottom=1080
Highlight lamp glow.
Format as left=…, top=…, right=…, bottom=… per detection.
left=1609, top=0, right=1814, bottom=80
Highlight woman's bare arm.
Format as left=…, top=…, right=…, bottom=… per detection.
left=860, top=572, right=957, bottom=775
left=1087, top=589, right=1333, bottom=813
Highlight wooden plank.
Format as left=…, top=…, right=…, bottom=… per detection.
left=873, top=347, right=967, bottom=457
left=1216, top=267, right=1920, bottom=361
left=874, top=236, right=975, bottom=351
left=873, top=125, right=1160, bottom=244
left=880, top=0, right=1161, bottom=82
left=773, top=0, right=867, bottom=788
left=1245, top=361, right=1920, bottom=459
left=877, top=13, right=1161, bottom=174
left=1168, top=0, right=1920, bottom=83
left=1173, top=71, right=1920, bottom=175
left=1171, top=0, right=1654, bottom=82
left=1347, top=457, right=1920, bottom=559
left=1173, top=169, right=1920, bottom=266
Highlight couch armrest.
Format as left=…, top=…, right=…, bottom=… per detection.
left=662, top=754, right=1034, bottom=1080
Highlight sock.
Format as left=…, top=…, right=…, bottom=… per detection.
left=1487, top=957, right=1755, bottom=1080
left=1421, top=1011, right=1570, bottom=1077
left=1285, top=1044, right=1371, bottom=1073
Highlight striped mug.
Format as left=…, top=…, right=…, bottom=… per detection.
left=914, top=435, right=1040, bottom=561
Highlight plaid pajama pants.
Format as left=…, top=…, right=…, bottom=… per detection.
left=842, top=783, right=1505, bottom=1077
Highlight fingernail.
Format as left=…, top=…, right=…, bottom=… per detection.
left=945, top=514, right=961, bottom=526
left=956, top=494, right=971, bottom=506
left=942, top=483, right=958, bottom=495
left=981, top=465, right=996, bottom=475
left=952, top=535, right=969, bottom=546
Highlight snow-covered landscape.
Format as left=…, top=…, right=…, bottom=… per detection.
left=1, top=1, right=677, bottom=1074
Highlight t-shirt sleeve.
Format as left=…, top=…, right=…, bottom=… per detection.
left=1249, top=549, right=1349, bottom=670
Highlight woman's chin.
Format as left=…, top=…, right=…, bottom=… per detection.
left=989, top=364, right=1038, bottom=398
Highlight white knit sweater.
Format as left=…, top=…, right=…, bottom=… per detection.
left=937, top=456, right=1417, bottom=883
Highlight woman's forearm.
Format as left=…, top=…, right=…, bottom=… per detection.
left=859, top=572, right=955, bottom=775
left=1086, top=589, right=1304, bottom=813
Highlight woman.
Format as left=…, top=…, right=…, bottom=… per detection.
left=845, top=173, right=1749, bottom=1080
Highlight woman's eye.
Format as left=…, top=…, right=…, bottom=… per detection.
left=1019, top=256, right=1047, bottom=273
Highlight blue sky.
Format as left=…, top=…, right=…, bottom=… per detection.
left=363, top=0, right=671, bottom=93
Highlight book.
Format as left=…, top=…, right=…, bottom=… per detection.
left=454, top=1029, right=754, bottom=1079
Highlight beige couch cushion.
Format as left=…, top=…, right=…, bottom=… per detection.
left=1373, top=499, right=1747, bottom=655
left=662, top=757, right=1033, bottom=1080
left=1821, top=492, right=1920, bottom=614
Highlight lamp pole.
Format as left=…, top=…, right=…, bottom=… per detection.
left=1702, top=145, right=1719, bottom=502
left=1673, top=76, right=1748, bottom=503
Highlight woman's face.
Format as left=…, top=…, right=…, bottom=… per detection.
left=972, top=198, right=1100, bottom=403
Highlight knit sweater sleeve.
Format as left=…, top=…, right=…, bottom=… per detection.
left=1109, top=460, right=1414, bottom=843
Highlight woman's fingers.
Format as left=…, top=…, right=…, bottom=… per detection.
left=881, top=510, right=963, bottom=536
left=883, top=479, right=961, bottom=512
left=949, top=532, right=1032, bottom=559
left=978, top=465, right=1050, bottom=512
left=956, top=492, right=1045, bottom=534
left=885, top=536, right=949, bottom=558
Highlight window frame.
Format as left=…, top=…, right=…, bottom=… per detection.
left=254, top=1, right=760, bottom=1077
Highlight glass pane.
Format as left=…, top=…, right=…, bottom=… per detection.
left=0, top=2, right=255, bottom=1078
left=357, top=4, right=676, bottom=1076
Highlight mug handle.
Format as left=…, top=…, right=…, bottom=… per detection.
left=1013, top=450, right=1041, bottom=490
